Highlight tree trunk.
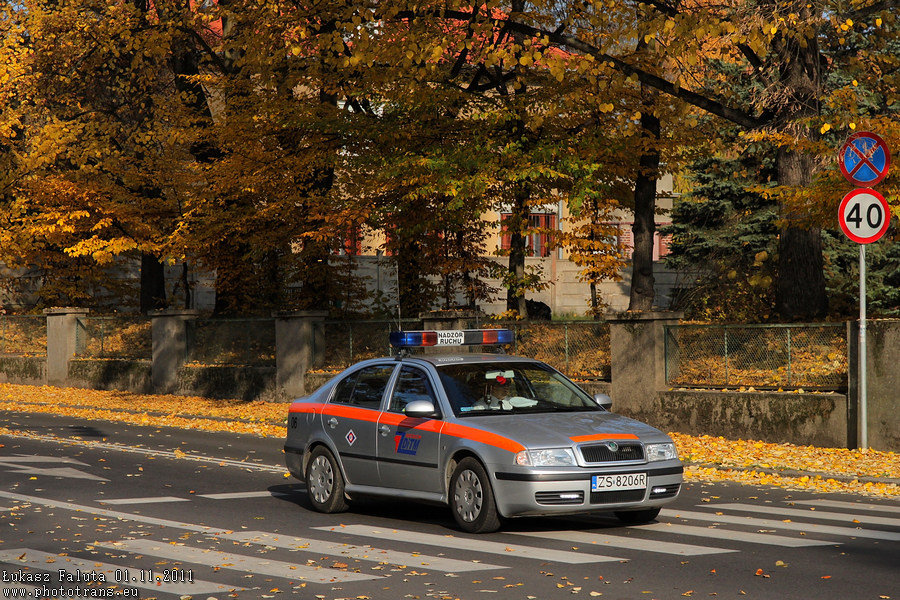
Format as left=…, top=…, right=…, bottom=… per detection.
left=774, top=148, right=827, bottom=319
left=139, top=254, right=167, bottom=314
left=627, top=88, right=661, bottom=312
left=505, top=190, right=529, bottom=317
left=771, top=10, right=828, bottom=321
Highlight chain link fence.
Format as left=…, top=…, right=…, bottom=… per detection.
left=323, top=319, right=424, bottom=369
left=2, top=313, right=853, bottom=391
left=0, top=315, right=47, bottom=355
left=320, top=319, right=611, bottom=380
left=75, top=315, right=152, bottom=360
left=665, top=323, right=848, bottom=390
left=484, top=321, right=611, bottom=380
left=189, top=318, right=276, bottom=366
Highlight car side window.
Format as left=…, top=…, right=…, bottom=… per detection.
left=330, top=365, right=395, bottom=410
left=389, top=366, right=439, bottom=415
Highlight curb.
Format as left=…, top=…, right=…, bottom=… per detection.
left=686, top=461, right=900, bottom=487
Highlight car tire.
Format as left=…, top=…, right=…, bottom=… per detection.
left=614, top=507, right=661, bottom=524
left=450, top=457, right=501, bottom=534
left=305, top=446, right=349, bottom=513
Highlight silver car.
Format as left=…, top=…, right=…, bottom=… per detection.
left=284, top=331, right=683, bottom=533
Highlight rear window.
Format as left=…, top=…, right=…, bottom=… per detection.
left=331, top=364, right=396, bottom=410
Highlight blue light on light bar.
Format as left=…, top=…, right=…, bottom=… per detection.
left=389, top=329, right=514, bottom=348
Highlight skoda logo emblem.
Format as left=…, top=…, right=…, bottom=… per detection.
left=606, top=441, right=619, bottom=452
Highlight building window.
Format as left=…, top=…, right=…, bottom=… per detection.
left=614, top=222, right=672, bottom=260
left=335, top=226, right=362, bottom=256
left=500, top=213, right=557, bottom=258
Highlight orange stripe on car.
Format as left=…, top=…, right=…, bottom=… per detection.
left=441, top=423, right=525, bottom=453
left=569, top=433, right=640, bottom=443
left=290, top=403, right=523, bottom=453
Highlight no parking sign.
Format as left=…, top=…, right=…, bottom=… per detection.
left=839, top=132, right=891, bottom=187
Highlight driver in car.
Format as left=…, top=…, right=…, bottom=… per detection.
left=474, top=373, right=513, bottom=410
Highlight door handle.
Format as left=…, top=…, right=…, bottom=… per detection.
left=327, top=417, right=338, bottom=429
left=379, top=425, right=391, bottom=436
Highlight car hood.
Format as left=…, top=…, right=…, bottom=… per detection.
left=460, top=411, right=670, bottom=447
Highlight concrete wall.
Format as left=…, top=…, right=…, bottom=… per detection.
left=863, top=319, right=900, bottom=451
left=655, top=390, right=850, bottom=448
left=606, top=312, right=859, bottom=450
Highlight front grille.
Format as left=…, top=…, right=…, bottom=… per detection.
left=650, top=484, right=680, bottom=499
left=535, top=491, right=585, bottom=505
left=590, top=489, right=646, bottom=504
left=580, top=442, right=644, bottom=463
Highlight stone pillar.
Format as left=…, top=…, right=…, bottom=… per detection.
left=607, top=311, right=683, bottom=426
left=44, top=307, right=90, bottom=387
left=151, top=310, right=199, bottom=394
left=275, top=311, right=328, bottom=398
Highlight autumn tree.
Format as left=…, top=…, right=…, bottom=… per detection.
left=663, top=154, right=780, bottom=321
left=483, top=0, right=900, bottom=319
left=0, top=0, right=195, bottom=310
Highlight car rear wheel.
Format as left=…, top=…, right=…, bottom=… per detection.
left=305, top=446, right=348, bottom=513
left=450, top=457, right=501, bottom=533
left=614, top=507, right=660, bottom=524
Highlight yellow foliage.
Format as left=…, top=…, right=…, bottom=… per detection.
left=0, top=384, right=897, bottom=497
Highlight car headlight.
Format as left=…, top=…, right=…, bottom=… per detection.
left=515, top=448, right=576, bottom=467
left=645, top=442, right=678, bottom=462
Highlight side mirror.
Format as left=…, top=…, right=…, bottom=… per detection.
left=405, top=400, right=438, bottom=418
left=593, top=393, right=612, bottom=411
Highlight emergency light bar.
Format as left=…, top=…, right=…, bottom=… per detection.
left=390, top=329, right=514, bottom=348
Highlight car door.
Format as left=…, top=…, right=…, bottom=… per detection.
left=322, top=363, right=396, bottom=487
left=376, top=365, right=443, bottom=493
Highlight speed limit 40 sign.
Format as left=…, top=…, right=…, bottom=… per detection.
left=839, top=188, right=890, bottom=244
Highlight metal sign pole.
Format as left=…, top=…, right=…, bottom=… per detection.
left=838, top=131, right=890, bottom=451
left=859, top=244, right=867, bottom=449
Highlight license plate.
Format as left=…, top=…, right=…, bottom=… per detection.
left=591, top=472, right=647, bottom=492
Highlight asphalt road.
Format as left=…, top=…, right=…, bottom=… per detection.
left=1, top=412, right=898, bottom=600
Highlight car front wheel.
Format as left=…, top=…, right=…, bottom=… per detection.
left=450, top=457, right=501, bottom=533
left=305, top=446, right=349, bottom=513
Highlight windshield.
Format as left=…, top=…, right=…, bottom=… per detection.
left=436, top=362, right=600, bottom=417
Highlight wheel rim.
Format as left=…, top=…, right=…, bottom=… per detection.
left=308, top=455, right=334, bottom=504
left=454, top=469, right=483, bottom=523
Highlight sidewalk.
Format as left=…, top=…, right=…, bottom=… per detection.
left=0, top=383, right=898, bottom=498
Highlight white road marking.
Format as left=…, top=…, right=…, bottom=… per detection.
left=507, top=529, right=736, bottom=556
left=711, top=503, right=900, bottom=528
left=312, top=525, right=625, bottom=563
left=0, top=455, right=109, bottom=481
left=220, top=530, right=504, bottom=572
left=199, top=490, right=286, bottom=500
left=0, top=455, right=93, bottom=465
left=636, top=522, right=836, bottom=547
left=95, top=539, right=381, bottom=584
left=0, top=490, right=227, bottom=534
left=99, top=495, right=191, bottom=505
left=0, top=548, right=241, bottom=595
left=662, top=509, right=900, bottom=542
left=0, top=432, right=285, bottom=473
left=793, top=499, right=900, bottom=514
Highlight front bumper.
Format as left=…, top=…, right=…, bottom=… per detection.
left=490, top=461, right=683, bottom=518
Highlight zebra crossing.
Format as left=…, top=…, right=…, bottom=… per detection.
left=2, top=494, right=898, bottom=598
